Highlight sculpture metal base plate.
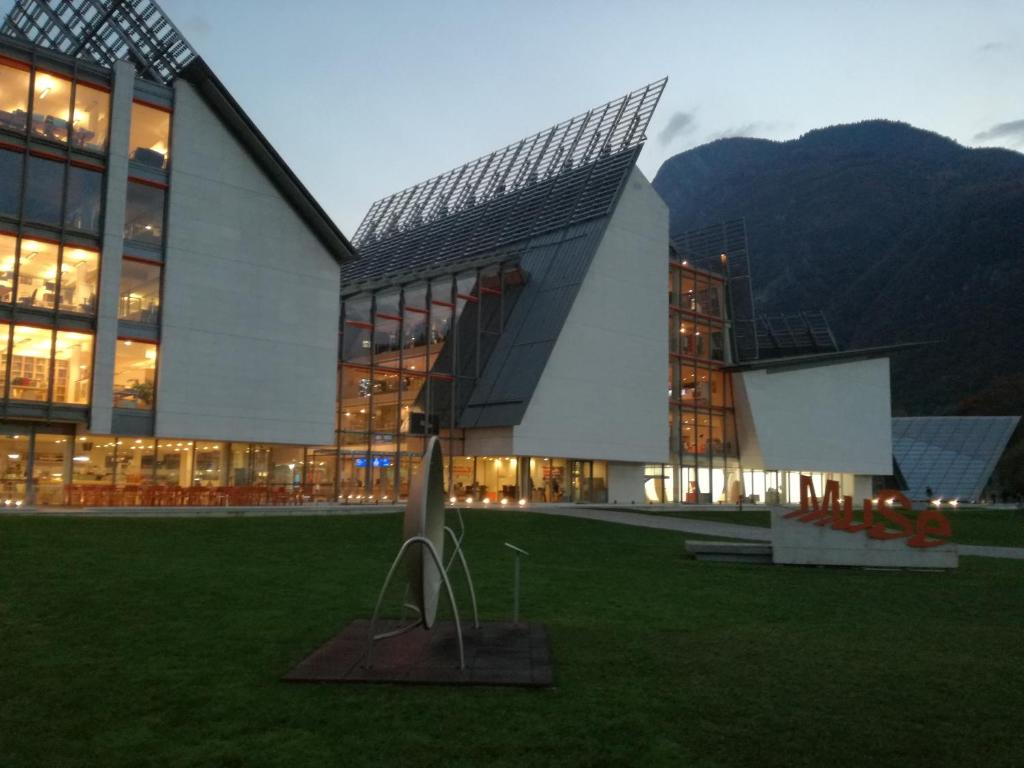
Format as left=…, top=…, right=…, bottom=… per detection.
left=283, top=620, right=553, bottom=687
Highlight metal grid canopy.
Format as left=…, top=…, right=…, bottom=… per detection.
left=755, top=311, right=838, bottom=359
left=2, top=0, right=197, bottom=85
left=353, top=78, right=667, bottom=248
left=672, top=219, right=758, bottom=361
left=892, top=416, right=1020, bottom=502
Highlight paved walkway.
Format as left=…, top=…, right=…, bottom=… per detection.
left=531, top=505, right=1024, bottom=561
left=528, top=505, right=772, bottom=542
left=4, top=501, right=1023, bottom=561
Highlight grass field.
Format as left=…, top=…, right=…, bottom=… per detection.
left=627, top=505, right=1024, bottom=547
left=2, top=511, right=1023, bottom=767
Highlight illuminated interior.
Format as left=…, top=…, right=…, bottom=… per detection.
left=128, top=101, right=170, bottom=169
left=113, top=339, right=157, bottom=410
left=31, top=70, right=71, bottom=143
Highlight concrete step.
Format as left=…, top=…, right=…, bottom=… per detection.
left=685, top=540, right=774, bottom=564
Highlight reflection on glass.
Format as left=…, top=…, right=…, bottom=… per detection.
left=0, top=433, right=30, bottom=503
left=65, top=165, right=103, bottom=232
left=71, top=83, right=109, bottom=152
left=31, top=71, right=72, bottom=143
left=0, top=61, right=30, bottom=132
left=0, top=235, right=14, bottom=305
left=124, top=181, right=165, bottom=244
left=16, top=239, right=59, bottom=309
left=0, top=321, right=7, bottom=397
left=24, top=155, right=65, bottom=226
left=9, top=325, right=53, bottom=401
left=54, top=330, right=92, bottom=405
left=71, top=435, right=116, bottom=486
left=113, top=339, right=157, bottom=409
left=33, top=434, right=68, bottom=505
left=118, top=259, right=161, bottom=322
left=128, top=102, right=170, bottom=169
left=0, top=149, right=22, bottom=217
left=156, top=440, right=192, bottom=486
left=193, top=442, right=225, bottom=486
left=59, top=246, right=99, bottom=315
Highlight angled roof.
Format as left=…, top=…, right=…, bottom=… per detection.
left=2, top=0, right=356, bottom=263
left=343, top=80, right=666, bottom=426
left=755, top=311, right=838, bottom=359
left=344, top=79, right=666, bottom=287
left=892, top=416, right=1020, bottom=501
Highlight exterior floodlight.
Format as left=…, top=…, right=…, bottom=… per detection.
left=500, top=498, right=509, bottom=506
left=932, top=498, right=942, bottom=507
left=949, top=499, right=959, bottom=508
left=482, top=498, right=491, bottom=505
left=449, top=496, right=457, bottom=504
left=518, top=498, right=527, bottom=507
left=465, top=496, right=474, bottom=504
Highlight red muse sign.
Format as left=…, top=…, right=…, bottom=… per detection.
left=784, top=475, right=953, bottom=549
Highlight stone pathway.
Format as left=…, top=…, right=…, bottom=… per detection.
left=532, top=505, right=1024, bottom=561
left=527, top=504, right=772, bottom=542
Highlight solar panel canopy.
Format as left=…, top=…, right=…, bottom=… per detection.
left=892, top=416, right=1020, bottom=501
left=2, top=0, right=197, bottom=85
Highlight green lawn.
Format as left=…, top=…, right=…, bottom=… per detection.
left=2, top=511, right=1023, bottom=767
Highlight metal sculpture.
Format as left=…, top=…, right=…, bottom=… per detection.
left=366, top=436, right=478, bottom=669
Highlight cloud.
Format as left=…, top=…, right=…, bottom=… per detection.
left=974, top=119, right=1024, bottom=146
left=658, top=111, right=697, bottom=146
left=977, top=41, right=1004, bottom=53
left=705, top=121, right=778, bottom=141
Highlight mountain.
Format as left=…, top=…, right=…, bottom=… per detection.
left=652, top=120, right=1024, bottom=417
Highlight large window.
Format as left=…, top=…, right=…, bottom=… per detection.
left=0, top=234, right=14, bottom=304
left=124, top=180, right=165, bottom=244
left=0, top=325, right=92, bottom=405
left=24, top=154, right=65, bottom=226
left=118, top=258, right=161, bottom=323
left=8, top=325, right=52, bottom=402
left=128, top=102, right=171, bottom=170
left=113, top=339, right=157, bottom=410
left=31, top=71, right=72, bottom=144
left=54, top=330, right=93, bottom=404
left=0, top=149, right=22, bottom=217
left=0, top=59, right=30, bottom=133
left=15, top=238, right=59, bottom=310
left=59, top=246, right=99, bottom=315
left=71, top=83, right=109, bottom=152
left=65, top=164, right=103, bottom=233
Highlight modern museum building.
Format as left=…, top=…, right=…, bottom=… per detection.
left=0, top=0, right=951, bottom=508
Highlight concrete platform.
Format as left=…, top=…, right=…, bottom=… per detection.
left=684, top=540, right=774, bottom=564
left=283, top=619, right=553, bottom=687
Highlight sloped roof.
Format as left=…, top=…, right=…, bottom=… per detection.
left=344, top=79, right=666, bottom=287
left=892, top=416, right=1020, bottom=501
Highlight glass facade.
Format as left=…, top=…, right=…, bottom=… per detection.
left=118, top=258, right=161, bottom=322
left=124, top=179, right=165, bottom=244
left=339, top=263, right=523, bottom=499
left=0, top=235, right=98, bottom=315
left=113, top=339, right=157, bottom=410
left=128, top=101, right=171, bottom=169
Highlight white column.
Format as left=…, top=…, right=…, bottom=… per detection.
left=89, top=60, right=135, bottom=434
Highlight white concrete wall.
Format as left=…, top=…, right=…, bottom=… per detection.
left=156, top=81, right=340, bottom=445
left=607, top=462, right=648, bottom=505
left=89, top=61, right=136, bottom=433
left=734, top=357, right=893, bottom=476
left=512, top=167, right=669, bottom=464
left=464, top=427, right=515, bottom=457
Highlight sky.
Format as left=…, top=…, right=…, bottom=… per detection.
left=132, top=1, right=1024, bottom=234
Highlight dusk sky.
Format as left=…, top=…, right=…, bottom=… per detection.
left=151, top=0, right=1023, bottom=235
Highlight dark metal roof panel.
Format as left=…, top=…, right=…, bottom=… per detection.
left=459, top=217, right=613, bottom=428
